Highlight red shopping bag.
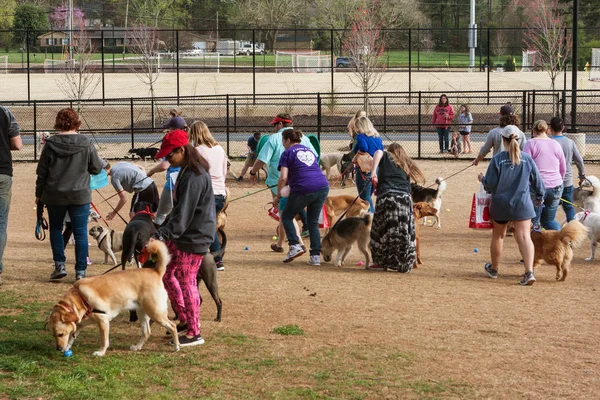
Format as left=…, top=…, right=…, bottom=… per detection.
left=469, top=185, right=492, bottom=229
left=318, top=205, right=330, bottom=229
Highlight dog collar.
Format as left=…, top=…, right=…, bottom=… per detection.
left=583, top=210, right=591, bottom=221
left=68, top=287, right=106, bottom=321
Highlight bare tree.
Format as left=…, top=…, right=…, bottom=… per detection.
left=129, top=25, right=162, bottom=99
left=512, top=0, right=571, bottom=91
left=342, top=4, right=386, bottom=111
left=56, top=26, right=100, bottom=112
left=491, top=30, right=508, bottom=60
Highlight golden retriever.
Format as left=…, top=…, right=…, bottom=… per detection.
left=48, top=240, right=179, bottom=356
left=413, top=202, right=438, bottom=268
left=324, top=194, right=370, bottom=232
left=530, top=220, right=588, bottom=281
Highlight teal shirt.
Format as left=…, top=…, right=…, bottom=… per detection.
left=257, top=127, right=317, bottom=190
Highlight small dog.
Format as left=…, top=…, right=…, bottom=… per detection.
left=121, top=202, right=156, bottom=269
left=89, top=226, right=124, bottom=265
left=531, top=220, right=588, bottom=281
left=324, top=194, right=370, bottom=233
left=340, top=152, right=355, bottom=187
left=574, top=211, right=600, bottom=261
left=321, top=214, right=371, bottom=267
left=411, top=178, right=447, bottom=229
left=48, top=239, right=179, bottom=356
left=37, top=131, right=51, bottom=157
left=128, top=147, right=160, bottom=161
left=413, top=202, right=438, bottom=268
left=574, top=175, right=600, bottom=213
left=319, top=152, right=343, bottom=179
left=449, top=131, right=462, bottom=158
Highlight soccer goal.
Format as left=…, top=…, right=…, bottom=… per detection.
left=589, top=48, right=600, bottom=81
left=175, top=52, right=220, bottom=73
left=0, top=55, right=7, bottom=74
left=521, top=50, right=537, bottom=72
left=296, top=54, right=331, bottom=73
left=275, top=50, right=321, bottom=73
left=44, top=58, right=77, bottom=73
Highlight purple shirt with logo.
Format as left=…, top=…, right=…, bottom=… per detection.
left=278, top=144, right=329, bottom=195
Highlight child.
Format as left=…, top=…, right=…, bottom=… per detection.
left=238, top=132, right=261, bottom=181
left=449, top=130, right=462, bottom=158
left=457, top=104, right=473, bottom=153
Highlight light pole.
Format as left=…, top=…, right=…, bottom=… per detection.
left=570, top=0, right=578, bottom=132
left=468, top=0, right=477, bottom=71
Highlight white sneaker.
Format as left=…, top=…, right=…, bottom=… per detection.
left=307, top=255, right=321, bottom=266
left=283, top=244, right=306, bottom=263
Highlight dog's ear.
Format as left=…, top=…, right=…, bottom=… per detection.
left=61, top=311, right=79, bottom=324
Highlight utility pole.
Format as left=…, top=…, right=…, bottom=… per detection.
left=468, top=0, right=477, bottom=71
left=123, top=0, right=129, bottom=59
left=570, top=0, right=579, bottom=132
left=68, top=0, right=73, bottom=59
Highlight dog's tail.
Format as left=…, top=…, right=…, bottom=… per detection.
left=361, top=213, right=372, bottom=228
left=558, top=220, right=588, bottom=248
left=145, top=240, right=171, bottom=277
left=435, top=177, right=447, bottom=198
left=587, top=175, right=600, bottom=198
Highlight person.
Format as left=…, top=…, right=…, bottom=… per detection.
left=431, top=94, right=455, bottom=153
left=347, top=109, right=367, bottom=150
left=249, top=113, right=315, bottom=252
left=237, top=132, right=261, bottom=181
left=457, top=104, right=473, bottom=154
left=152, top=129, right=216, bottom=347
left=189, top=121, right=228, bottom=271
left=162, top=107, right=187, bottom=132
left=551, top=116, right=585, bottom=222
left=104, top=162, right=159, bottom=221
left=478, top=125, right=545, bottom=286
left=352, top=116, right=384, bottom=213
left=35, top=108, right=104, bottom=281
left=368, top=143, right=426, bottom=273
left=0, top=105, right=21, bottom=285
left=276, top=130, right=329, bottom=265
left=473, top=104, right=527, bottom=166
left=523, top=120, right=566, bottom=231
left=147, top=159, right=180, bottom=226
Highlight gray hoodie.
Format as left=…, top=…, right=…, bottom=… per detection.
left=35, top=134, right=104, bottom=205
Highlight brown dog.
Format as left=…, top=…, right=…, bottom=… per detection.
left=324, top=194, right=370, bottom=232
left=413, top=202, right=438, bottom=268
left=321, top=214, right=371, bottom=267
left=531, top=220, right=588, bottom=281
left=48, top=240, right=179, bottom=356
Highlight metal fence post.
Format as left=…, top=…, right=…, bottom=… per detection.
left=33, top=100, right=37, bottom=161
left=561, top=89, right=567, bottom=122
left=418, top=91, right=422, bottom=159
left=233, top=98, right=237, bottom=132
left=486, top=28, right=490, bottom=104
left=532, top=90, right=536, bottom=127
left=151, top=98, right=155, bottom=130
left=26, top=30, right=31, bottom=104
left=383, top=96, right=387, bottom=135
left=252, top=30, right=256, bottom=103
left=330, top=29, right=334, bottom=94
left=522, top=91, right=527, bottom=131
left=226, top=95, right=230, bottom=157
left=101, top=30, right=105, bottom=103
left=317, top=93, right=322, bottom=141
left=176, top=30, right=180, bottom=103
left=130, top=98, right=135, bottom=149
left=408, top=29, right=412, bottom=102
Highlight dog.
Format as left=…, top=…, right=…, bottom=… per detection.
left=319, top=152, right=343, bottom=179
left=37, top=131, right=51, bottom=157
left=323, top=194, right=370, bottom=233
left=530, top=220, right=588, bottom=281
left=321, top=214, right=371, bottom=268
left=574, top=211, right=600, bottom=261
left=339, top=152, right=355, bottom=187
left=48, top=239, right=180, bottom=356
left=197, top=253, right=223, bottom=322
left=128, top=147, right=160, bottom=161
left=574, top=176, right=600, bottom=213
left=89, top=226, right=124, bottom=265
left=121, top=202, right=156, bottom=270
left=411, top=178, right=447, bottom=229
left=413, top=202, right=438, bottom=268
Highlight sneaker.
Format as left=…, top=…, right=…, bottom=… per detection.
left=519, top=259, right=524, bottom=264
left=75, top=270, right=86, bottom=281
left=484, top=263, right=498, bottom=279
left=519, top=271, right=536, bottom=286
left=86, top=257, right=92, bottom=266
left=216, top=261, right=225, bottom=271
left=236, top=176, right=243, bottom=182
left=271, top=243, right=284, bottom=253
left=307, top=255, right=321, bottom=266
left=50, top=264, right=67, bottom=280
left=366, top=264, right=387, bottom=271
left=283, top=244, right=306, bottom=263
left=179, top=335, right=205, bottom=347
left=301, top=230, right=310, bottom=238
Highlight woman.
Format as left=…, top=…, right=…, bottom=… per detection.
left=276, top=129, right=329, bottom=265
left=369, top=143, right=425, bottom=273
left=347, top=109, right=366, bottom=150
left=352, top=116, right=384, bottom=213
left=478, top=125, right=545, bottom=286
left=431, top=94, right=455, bottom=153
left=523, top=120, right=566, bottom=231
left=457, top=104, right=473, bottom=153
left=152, top=129, right=215, bottom=347
left=35, top=108, right=104, bottom=281
left=189, top=121, right=228, bottom=271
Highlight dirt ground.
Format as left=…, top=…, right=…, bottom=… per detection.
left=1, top=160, right=600, bottom=398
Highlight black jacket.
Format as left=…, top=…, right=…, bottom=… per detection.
left=155, top=166, right=215, bottom=254
left=35, top=134, right=104, bottom=205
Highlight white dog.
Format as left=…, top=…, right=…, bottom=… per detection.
left=575, top=211, right=600, bottom=261
left=36, top=131, right=51, bottom=157
left=319, top=152, right=343, bottom=179
left=574, top=175, right=600, bottom=213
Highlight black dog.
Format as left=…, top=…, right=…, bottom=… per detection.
left=128, top=147, right=159, bottom=161
left=121, top=201, right=156, bottom=270
left=340, top=152, right=355, bottom=188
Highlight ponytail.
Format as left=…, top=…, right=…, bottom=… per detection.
left=504, top=136, right=521, bottom=165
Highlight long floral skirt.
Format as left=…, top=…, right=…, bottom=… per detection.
left=370, top=192, right=416, bottom=273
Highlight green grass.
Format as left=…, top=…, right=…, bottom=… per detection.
left=272, top=324, right=305, bottom=336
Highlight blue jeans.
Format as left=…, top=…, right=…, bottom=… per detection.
left=282, top=187, right=329, bottom=256
left=47, top=204, right=90, bottom=272
left=533, top=185, right=563, bottom=231
left=356, top=170, right=374, bottom=213
left=436, top=128, right=450, bottom=152
left=0, top=175, right=12, bottom=274
left=560, top=185, right=575, bottom=222
left=210, top=195, right=226, bottom=263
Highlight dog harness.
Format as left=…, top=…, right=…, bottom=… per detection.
left=96, top=229, right=114, bottom=250
left=56, top=288, right=106, bottom=322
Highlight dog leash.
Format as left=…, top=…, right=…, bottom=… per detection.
left=229, top=184, right=277, bottom=203
left=329, top=182, right=371, bottom=231
left=559, top=197, right=587, bottom=211
left=426, top=164, right=474, bottom=188
left=94, top=189, right=129, bottom=225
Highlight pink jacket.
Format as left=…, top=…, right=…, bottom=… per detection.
left=431, top=105, right=455, bottom=128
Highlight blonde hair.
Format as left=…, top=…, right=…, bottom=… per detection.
left=387, top=143, right=425, bottom=184
left=188, top=121, right=217, bottom=148
left=354, top=116, right=379, bottom=137
left=502, top=125, right=521, bottom=165
left=348, top=110, right=367, bottom=133
left=532, top=119, right=548, bottom=136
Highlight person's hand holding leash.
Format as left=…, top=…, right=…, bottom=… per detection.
left=477, top=172, right=484, bottom=182
left=106, top=211, right=116, bottom=221
left=371, top=174, right=378, bottom=188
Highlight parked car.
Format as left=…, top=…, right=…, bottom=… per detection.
left=336, top=57, right=357, bottom=68
left=238, top=44, right=265, bottom=56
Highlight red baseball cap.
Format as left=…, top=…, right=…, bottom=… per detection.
left=269, top=116, right=292, bottom=125
left=155, top=129, right=189, bottom=159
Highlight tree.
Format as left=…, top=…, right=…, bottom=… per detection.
left=0, top=0, right=16, bottom=51
left=131, top=0, right=190, bottom=28
left=49, top=5, right=85, bottom=30
left=342, top=4, right=386, bottom=111
left=12, top=3, right=50, bottom=47
left=511, top=0, right=571, bottom=91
